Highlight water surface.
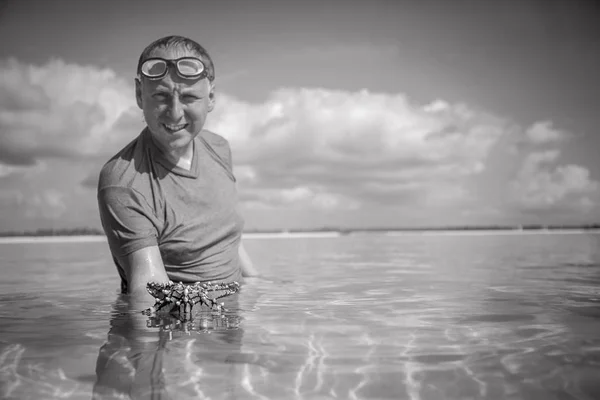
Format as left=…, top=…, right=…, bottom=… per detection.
left=1, top=233, right=599, bottom=399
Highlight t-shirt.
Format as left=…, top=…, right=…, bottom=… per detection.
left=97, top=128, right=244, bottom=293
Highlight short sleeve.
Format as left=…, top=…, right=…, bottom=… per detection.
left=98, top=186, right=159, bottom=258
left=226, top=143, right=233, bottom=169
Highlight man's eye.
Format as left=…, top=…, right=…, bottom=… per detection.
left=153, top=93, right=169, bottom=100
left=182, top=95, right=199, bottom=102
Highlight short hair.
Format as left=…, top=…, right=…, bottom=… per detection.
left=136, top=35, right=215, bottom=81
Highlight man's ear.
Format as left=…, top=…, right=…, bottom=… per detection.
left=207, top=83, right=216, bottom=112
left=135, top=78, right=143, bottom=110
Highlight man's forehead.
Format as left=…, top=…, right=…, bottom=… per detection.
left=146, top=45, right=200, bottom=61
left=143, top=72, right=211, bottom=92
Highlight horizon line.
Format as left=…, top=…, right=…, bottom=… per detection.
left=1, top=228, right=600, bottom=244
left=2, top=223, right=600, bottom=237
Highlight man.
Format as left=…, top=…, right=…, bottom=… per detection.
left=97, top=35, right=258, bottom=311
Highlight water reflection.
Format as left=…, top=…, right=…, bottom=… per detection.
left=92, top=294, right=245, bottom=399
left=445, top=233, right=600, bottom=400
left=2, top=235, right=600, bottom=399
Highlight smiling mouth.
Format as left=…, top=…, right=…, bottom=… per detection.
left=162, top=123, right=188, bottom=133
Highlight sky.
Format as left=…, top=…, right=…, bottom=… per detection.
left=0, top=0, right=599, bottom=231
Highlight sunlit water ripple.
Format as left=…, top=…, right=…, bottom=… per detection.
left=1, top=233, right=600, bottom=399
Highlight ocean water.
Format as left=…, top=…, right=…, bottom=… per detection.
left=0, top=232, right=599, bottom=400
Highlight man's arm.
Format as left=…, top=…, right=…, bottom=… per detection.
left=117, top=245, right=171, bottom=310
left=238, top=242, right=259, bottom=277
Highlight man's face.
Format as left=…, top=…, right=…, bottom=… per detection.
left=136, top=46, right=215, bottom=154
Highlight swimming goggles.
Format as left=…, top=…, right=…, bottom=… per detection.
left=139, top=57, right=210, bottom=80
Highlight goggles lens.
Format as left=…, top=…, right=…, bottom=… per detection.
left=177, top=59, right=203, bottom=76
left=140, top=57, right=206, bottom=79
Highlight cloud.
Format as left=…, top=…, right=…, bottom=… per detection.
left=0, top=57, right=144, bottom=229
left=0, top=187, right=66, bottom=220
left=240, top=186, right=360, bottom=210
left=510, top=150, right=599, bottom=211
left=0, top=58, right=142, bottom=168
left=1, top=57, right=596, bottom=229
left=207, top=89, right=508, bottom=209
left=0, top=164, right=22, bottom=177
left=24, top=189, right=67, bottom=219
left=524, top=120, right=570, bottom=144
left=507, top=120, right=599, bottom=214
left=503, top=120, right=572, bottom=158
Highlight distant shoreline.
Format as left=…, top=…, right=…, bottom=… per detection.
left=3, top=225, right=600, bottom=238
left=1, top=228, right=600, bottom=244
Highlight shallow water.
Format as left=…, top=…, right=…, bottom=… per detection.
left=1, top=232, right=600, bottom=399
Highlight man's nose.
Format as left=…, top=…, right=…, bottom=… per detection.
left=167, top=97, right=184, bottom=121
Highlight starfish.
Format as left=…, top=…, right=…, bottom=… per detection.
left=143, top=280, right=240, bottom=316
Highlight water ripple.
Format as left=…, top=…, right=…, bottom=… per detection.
left=1, top=234, right=600, bottom=398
